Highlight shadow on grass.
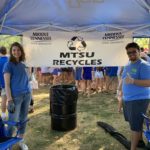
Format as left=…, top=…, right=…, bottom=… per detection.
left=26, top=111, right=69, bottom=150
left=12, top=87, right=130, bottom=150
left=77, top=127, right=127, bottom=150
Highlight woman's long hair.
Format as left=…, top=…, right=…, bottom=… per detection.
left=9, top=42, right=25, bottom=63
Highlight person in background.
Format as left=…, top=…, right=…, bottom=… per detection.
left=94, top=67, right=104, bottom=93
left=119, top=42, right=150, bottom=150
left=61, top=67, right=75, bottom=84
left=28, top=67, right=35, bottom=113
left=36, top=67, right=42, bottom=85
left=140, top=47, right=150, bottom=63
left=106, top=66, right=118, bottom=93
left=75, top=67, right=83, bottom=92
left=51, top=68, right=61, bottom=85
left=4, top=42, right=31, bottom=150
left=104, top=67, right=111, bottom=93
left=82, top=67, right=93, bottom=97
left=0, top=46, right=9, bottom=119
left=41, top=67, right=50, bottom=86
left=48, top=67, right=55, bottom=85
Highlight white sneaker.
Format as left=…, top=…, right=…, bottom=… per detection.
left=19, top=141, right=29, bottom=150
left=1, top=113, right=7, bottom=120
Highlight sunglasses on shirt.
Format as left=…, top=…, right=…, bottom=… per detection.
left=127, top=50, right=137, bottom=55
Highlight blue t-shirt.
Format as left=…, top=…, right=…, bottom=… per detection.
left=0, top=56, right=8, bottom=88
left=122, top=59, right=150, bottom=101
left=3, top=61, right=31, bottom=97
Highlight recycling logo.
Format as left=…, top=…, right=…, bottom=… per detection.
left=67, top=36, right=87, bottom=51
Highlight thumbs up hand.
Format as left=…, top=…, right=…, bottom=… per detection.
left=125, top=73, right=134, bottom=84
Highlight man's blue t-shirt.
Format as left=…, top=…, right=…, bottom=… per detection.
left=3, top=61, right=31, bottom=97
left=0, top=56, right=8, bottom=88
left=122, top=59, right=150, bottom=101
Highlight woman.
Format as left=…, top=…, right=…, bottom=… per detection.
left=4, top=42, right=31, bottom=150
left=94, top=67, right=104, bottom=93
left=75, top=67, right=83, bottom=91
left=82, top=67, right=93, bottom=97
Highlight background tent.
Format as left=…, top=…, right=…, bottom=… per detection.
left=0, top=0, right=150, bottom=36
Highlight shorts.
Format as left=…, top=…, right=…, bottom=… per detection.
left=75, top=67, right=82, bottom=80
left=52, top=68, right=61, bottom=75
left=123, top=99, right=150, bottom=131
left=1, top=88, right=6, bottom=96
left=83, top=73, right=92, bottom=80
left=95, top=71, right=103, bottom=79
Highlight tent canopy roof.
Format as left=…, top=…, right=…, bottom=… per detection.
left=0, top=0, right=150, bottom=36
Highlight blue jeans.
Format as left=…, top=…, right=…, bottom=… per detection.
left=7, top=92, right=31, bottom=136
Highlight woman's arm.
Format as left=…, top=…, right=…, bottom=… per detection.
left=4, top=73, right=13, bottom=101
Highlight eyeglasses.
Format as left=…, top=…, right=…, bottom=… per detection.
left=127, top=50, right=137, bottom=55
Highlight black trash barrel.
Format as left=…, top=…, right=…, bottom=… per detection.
left=50, top=84, right=78, bottom=131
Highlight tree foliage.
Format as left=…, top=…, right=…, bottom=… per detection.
left=134, top=38, right=150, bottom=50
left=0, top=35, right=22, bottom=51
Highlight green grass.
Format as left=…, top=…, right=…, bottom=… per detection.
left=13, top=87, right=132, bottom=150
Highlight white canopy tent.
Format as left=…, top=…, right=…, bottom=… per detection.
left=0, top=0, right=150, bottom=67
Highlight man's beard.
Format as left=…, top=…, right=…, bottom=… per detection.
left=129, top=57, right=138, bottom=62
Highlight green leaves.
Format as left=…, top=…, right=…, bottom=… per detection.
left=0, top=35, right=21, bottom=51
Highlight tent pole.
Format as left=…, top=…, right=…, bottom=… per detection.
left=0, top=14, right=7, bottom=32
left=80, top=24, right=104, bottom=32
left=104, top=24, right=128, bottom=31
left=1, top=24, right=74, bottom=37
left=2, top=25, right=22, bottom=32
left=4, top=0, right=23, bottom=17
left=0, top=0, right=23, bottom=23
left=23, top=24, right=74, bottom=33
left=20, top=25, right=50, bottom=34
left=139, top=0, right=150, bottom=12
left=49, top=25, right=74, bottom=32
left=0, top=25, right=50, bottom=41
left=131, top=24, right=150, bottom=33
left=133, top=33, right=150, bottom=37
left=0, top=0, right=23, bottom=32
left=79, top=24, right=128, bottom=32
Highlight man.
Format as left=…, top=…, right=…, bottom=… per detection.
left=0, top=46, right=8, bottom=119
left=121, top=42, right=150, bottom=150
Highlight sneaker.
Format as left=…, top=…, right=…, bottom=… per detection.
left=137, top=140, right=145, bottom=148
left=1, top=113, right=7, bottom=120
left=19, top=141, right=29, bottom=150
left=146, top=142, right=150, bottom=149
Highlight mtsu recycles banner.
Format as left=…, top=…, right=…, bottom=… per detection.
left=23, top=31, right=132, bottom=67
